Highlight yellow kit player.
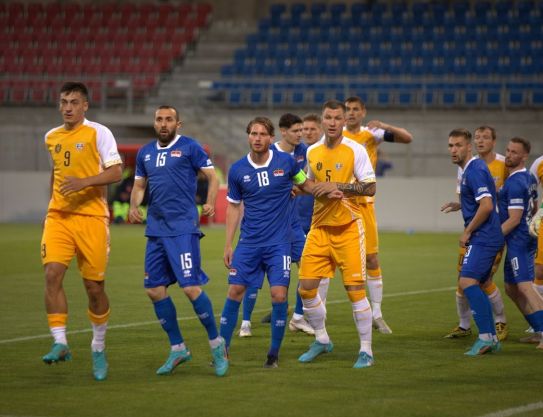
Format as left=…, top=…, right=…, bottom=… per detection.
left=441, top=126, right=508, bottom=341
left=339, top=96, right=413, bottom=334
left=40, top=82, right=122, bottom=380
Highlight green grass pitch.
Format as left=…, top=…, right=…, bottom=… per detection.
left=0, top=224, right=541, bottom=417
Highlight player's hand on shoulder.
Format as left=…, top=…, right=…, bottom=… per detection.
left=202, top=203, right=215, bottom=217
left=441, top=201, right=461, bottom=213
left=128, top=207, right=143, bottom=224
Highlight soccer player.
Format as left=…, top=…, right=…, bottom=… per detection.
left=41, top=82, right=122, bottom=381
left=498, top=137, right=543, bottom=349
left=219, top=116, right=341, bottom=369
left=529, top=154, right=543, bottom=298
left=339, top=96, right=413, bottom=334
left=297, top=100, right=377, bottom=368
left=442, top=126, right=508, bottom=341
left=239, top=113, right=314, bottom=337
left=128, top=105, right=228, bottom=377
left=447, top=128, right=503, bottom=356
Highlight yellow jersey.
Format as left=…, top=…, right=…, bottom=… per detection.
left=530, top=155, right=543, bottom=187
left=306, top=137, right=375, bottom=228
left=44, top=119, right=122, bottom=217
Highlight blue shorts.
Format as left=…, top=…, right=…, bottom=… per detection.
left=504, top=243, right=537, bottom=284
left=144, top=234, right=209, bottom=289
left=460, top=244, right=503, bottom=282
left=228, top=243, right=291, bottom=289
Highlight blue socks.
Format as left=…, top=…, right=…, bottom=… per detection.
left=294, top=283, right=304, bottom=316
left=191, top=291, right=219, bottom=340
left=269, top=301, right=288, bottom=358
left=242, top=287, right=259, bottom=321
left=525, top=310, right=543, bottom=332
left=463, top=285, right=495, bottom=336
left=153, top=297, right=183, bottom=346
left=220, top=298, right=241, bottom=349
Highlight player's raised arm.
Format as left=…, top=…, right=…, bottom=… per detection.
left=367, top=120, right=413, bottom=144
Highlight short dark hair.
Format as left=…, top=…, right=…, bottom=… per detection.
left=246, top=117, right=274, bottom=136
left=509, top=137, right=531, bottom=153
left=278, top=113, right=303, bottom=129
left=475, top=125, right=496, bottom=140
left=449, top=128, right=472, bottom=142
left=156, top=105, right=180, bottom=121
left=60, top=82, right=88, bottom=101
left=322, top=99, right=346, bottom=113
left=303, top=113, right=321, bottom=124
left=345, top=96, right=365, bottom=108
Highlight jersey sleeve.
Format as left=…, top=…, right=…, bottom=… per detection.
left=353, top=144, right=376, bottom=182
left=134, top=148, right=147, bottom=179
left=95, top=124, right=122, bottom=168
left=226, top=167, right=242, bottom=204
left=456, top=166, right=463, bottom=194
left=369, top=127, right=386, bottom=144
left=191, top=141, right=214, bottom=170
left=506, top=179, right=526, bottom=210
left=471, top=165, right=493, bottom=201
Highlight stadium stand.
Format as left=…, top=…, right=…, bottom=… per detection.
left=0, top=1, right=212, bottom=106
left=212, top=0, right=543, bottom=109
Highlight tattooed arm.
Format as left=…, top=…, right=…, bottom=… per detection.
left=312, top=180, right=376, bottom=197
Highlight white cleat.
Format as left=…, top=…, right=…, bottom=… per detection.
left=288, top=317, right=315, bottom=335
left=238, top=322, right=252, bottom=337
left=373, top=317, right=392, bottom=334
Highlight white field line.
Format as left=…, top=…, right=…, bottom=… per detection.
left=0, top=285, right=456, bottom=345
left=476, top=401, right=543, bottom=417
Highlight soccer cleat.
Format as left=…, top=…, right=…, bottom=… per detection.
left=519, top=333, right=542, bottom=344
left=288, top=317, right=315, bottom=335
left=491, top=341, right=502, bottom=353
left=298, top=340, right=334, bottom=363
left=444, top=326, right=472, bottom=339
left=211, top=338, right=228, bottom=377
left=464, top=338, right=495, bottom=356
left=156, top=348, right=192, bottom=375
left=537, top=341, right=543, bottom=350
left=263, top=354, right=278, bottom=369
left=372, top=317, right=392, bottom=334
left=238, top=322, right=252, bottom=337
left=260, top=312, right=272, bottom=324
left=525, top=326, right=534, bottom=333
left=353, top=352, right=374, bottom=369
left=495, top=322, right=508, bottom=341
left=42, top=343, right=72, bottom=364
left=92, top=350, right=108, bottom=381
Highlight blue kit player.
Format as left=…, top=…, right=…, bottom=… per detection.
left=448, top=128, right=504, bottom=356
left=240, top=113, right=314, bottom=337
left=219, top=116, right=341, bottom=369
left=498, top=137, right=543, bottom=349
left=129, top=105, right=228, bottom=376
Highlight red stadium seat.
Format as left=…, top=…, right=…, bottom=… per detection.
left=9, top=80, right=28, bottom=104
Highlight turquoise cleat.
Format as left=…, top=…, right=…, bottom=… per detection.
left=298, top=340, right=334, bottom=363
left=92, top=350, right=108, bottom=381
left=42, top=343, right=72, bottom=364
left=211, top=337, right=229, bottom=377
left=353, top=352, right=374, bottom=369
left=464, top=338, right=495, bottom=356
left=156, top=348, right=192, bottom=375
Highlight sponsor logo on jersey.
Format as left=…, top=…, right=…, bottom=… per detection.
left=316, top=162, right=323, bottom=171
left=243, top=175, right=251, bottom=183
left=229, top=268, right=237, bottom=276
left=171, top=150, right=182, bottom=157
left=144, top=154, right=151, bottom=161
left=335, top=163, right=343, bottom=170
left=55, top=144, right=62, bottom=153
left=273, top=169, right=285, bottom=176
left=510, top=198, right=524, bottom=204
left=183, top=269, right=192, bottom=278
left=75, top=143, right=84, bottom=151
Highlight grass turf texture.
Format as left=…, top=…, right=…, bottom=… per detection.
left=0, top=224, right=541, bottom=417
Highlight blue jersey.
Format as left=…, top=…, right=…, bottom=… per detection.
left=460, top=158, right=504, bottom=247
left=135, top=135, right=213, bottom=237
left=272, top=142, right=308, bottom=239
left=498, top=168, right=538, bottom=246
left=227, top=149, right=303, bottom=247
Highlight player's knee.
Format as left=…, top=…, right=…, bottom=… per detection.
left=298, top=287, right=318, bottom=299
left=481, top=280, right=496, bottom=294
left=346, top=288, right=366, bottom=302
left=145, top=286, right=167, bottom=302
left=182, top=285, right=202, bottom=301
left=44, top=263, right=66, bottom=287
left=83, top=279, right=105, bottom=300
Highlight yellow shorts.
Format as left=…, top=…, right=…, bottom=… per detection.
left=299, top=219, right=365, bottom=286
left=456, top=246, right=503, bottom=276
left=536, top=221, right=543, bottom=265
left=360, top=202, right=378, bottom=255
left=41, top=211, right=110, bottom=281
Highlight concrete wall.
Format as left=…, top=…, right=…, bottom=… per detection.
left=0, top=172, right=463, bottom=233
